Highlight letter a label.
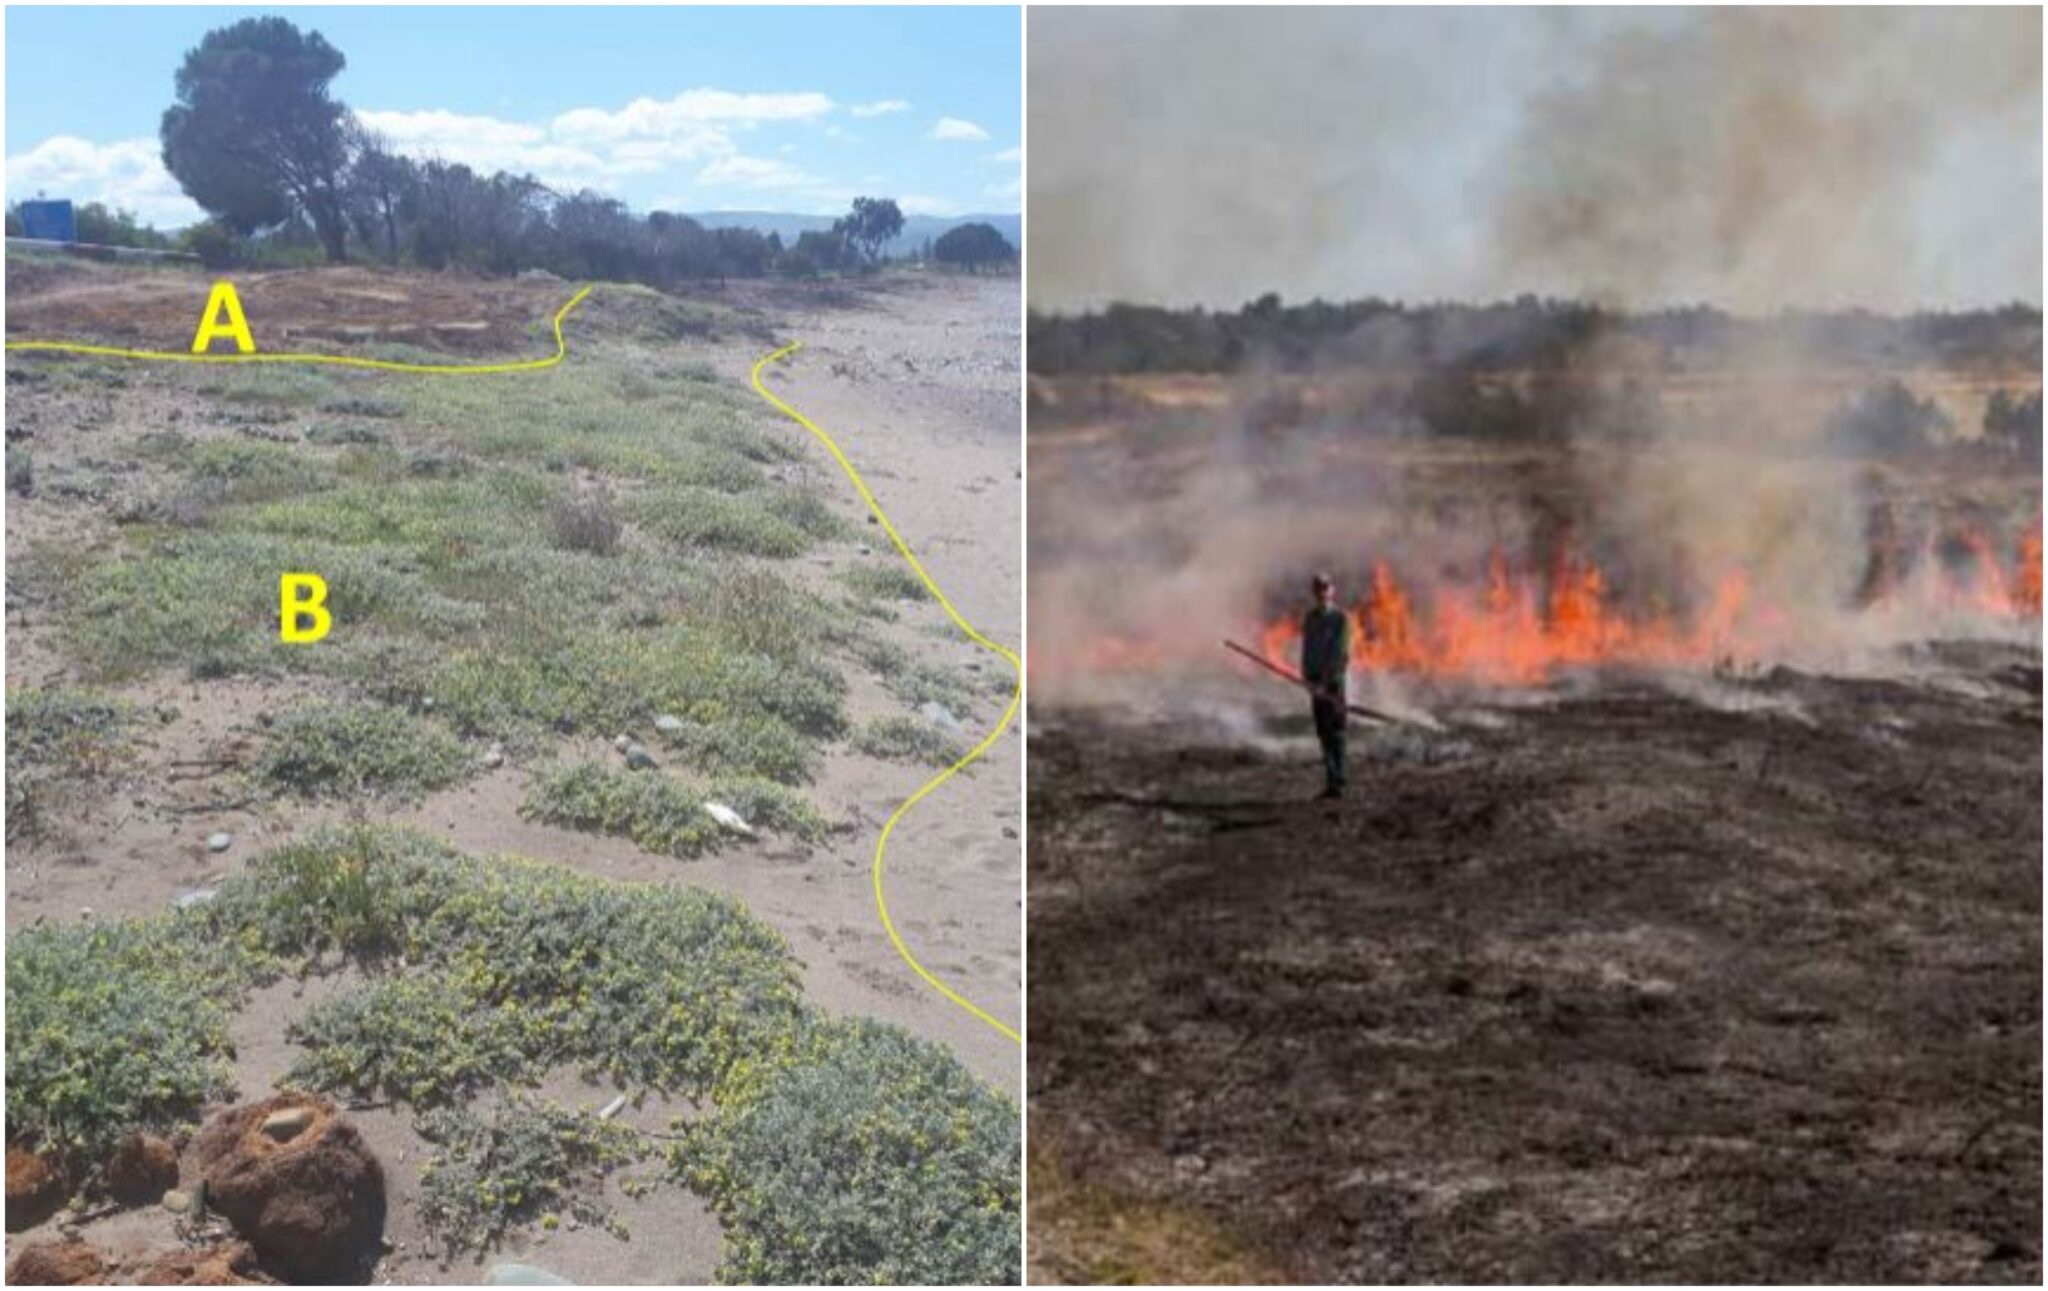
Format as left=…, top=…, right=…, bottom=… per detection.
left=191, top=281, right=257, bottom=354
left=280, top=573, right=331, bottom=643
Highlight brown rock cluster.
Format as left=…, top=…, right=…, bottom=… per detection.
left=103, top=1134, right=179, bottom=1206
left=181, top=1093, right=385, bottom=1284
left=6, top=1145, right=65, bottom=1232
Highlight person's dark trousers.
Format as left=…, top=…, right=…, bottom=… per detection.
left=1312, top=693, right=1346, bottom=792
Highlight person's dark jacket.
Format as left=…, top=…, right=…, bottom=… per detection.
left=1300, top=604, right=1352, bottom=690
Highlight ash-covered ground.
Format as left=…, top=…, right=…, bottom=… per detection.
left=1029, top=644, right=2041, bottom=1283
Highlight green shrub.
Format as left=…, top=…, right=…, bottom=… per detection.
left=254, top=701, right=468, bottom=802
left=650, top=715, right=814, bottom=785
left=305, top=421, right=385, bottom=446
left=706, top=775, right=834, bottom=843
left=5, top=913, right=258, bottom=1164
left=624, top=486, right=811, bottom=558
left=520, top=762, right=726, bottom=858
left=766, top=490, right=852, bottom=541
left=427, top=622, right=846, bottom=750
left=549, top=488, right=623, bottom=555
left=6, top=687, right=134, bottom=838
left=64, top=531, right=483, bottom=680
left=417, top=1094, right=646, bottom=1253
left=275, top=828, right=806, bottom=1104
left=855, top=715, right=964, bottom=767
left=320, top=392, right=404, bottom=419
left=679, top=1017, right=1022, bottom=1285
left=213, top=827, right=461, bottom=959
left=6, top=825, right=1021, bottom=1273
left=840, top=562, right=931, bottom=604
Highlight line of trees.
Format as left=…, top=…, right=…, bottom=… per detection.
left=1029, top=295, right=2045, bottom=377
left=7, top=16, right=1018, bottom=286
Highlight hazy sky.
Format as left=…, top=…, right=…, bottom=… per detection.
left=1029, top=6, right=2042, bottom=313
left=7, top=6, right=1021, bottom=227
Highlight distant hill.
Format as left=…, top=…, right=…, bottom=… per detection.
left=693, top=210, right=1020, bottom=260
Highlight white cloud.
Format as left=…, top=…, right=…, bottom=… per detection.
left=5, top=135, right=202, bottom=229
left=358, top=108, right=543, bottom=150
left=697, top=154, right=815, bottom=190
left=897, top=193, right=961, bottom=217
left=927, top=116, right=992, bottom=142
left=989, top=145, right=1022, bottom=164
left=554, top=89, right=833, bottom=142
left=850, top=99, right=911, bottom=118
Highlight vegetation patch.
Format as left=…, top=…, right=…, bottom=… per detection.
left=520, top=762, right=727, bottom=858
left=6, top=687, right=136, bottom=838
left=138, top=432, right=335, bottom=503
left=855, top=714, right=964, bottom=767
left=5, top=913, right=256, bottom=1165
left=305, top=420, right=385, bottom=446
left=63, top=531, right=482, bottom=680
left=549, top=488, right=623, bottom=555
left=265, top=829, right=805, bottom=1104
left=625, top=484, right=813, bottom=558
left=520, top=762, right=829, bottom=856
left=416, top=1093, right=648, bottom=1253
left=677, top=1017, right=1022, bottom=1285
left=427, top=622, right=844, bottom=754
left=840, top=561, right=931, bottom=605
left=254, top=700, right=468, bottom=802
left=6, top=826, right=1018, bottom=1282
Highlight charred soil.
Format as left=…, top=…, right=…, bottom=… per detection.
left=1028, top=650, right=2041, bottom=1283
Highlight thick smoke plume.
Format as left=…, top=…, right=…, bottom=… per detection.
left=1029, top=7, right=2042, bottom=312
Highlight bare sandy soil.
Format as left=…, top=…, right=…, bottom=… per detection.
left=4, top=262, right=1020, bottom=1283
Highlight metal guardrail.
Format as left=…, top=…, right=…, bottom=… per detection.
left=6, top=236, right=199, bottom=262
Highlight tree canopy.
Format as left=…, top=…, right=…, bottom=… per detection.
left=934, top=222, right=1015, bottom=273
left=834, top=197, right=905, bottom=267
left=160, top=16, right=352, bottom=260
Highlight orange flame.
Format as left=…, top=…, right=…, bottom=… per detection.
left=1256, top=533, right=2032, bottom=686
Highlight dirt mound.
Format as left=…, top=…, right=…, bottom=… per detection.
left=3, top=265, right=569, bottom=358
left=103, top=1132, right=178, bottom=1205
left=6, top=1145, right=64, bottom=1231
left=6, top=1237, right=106, bottom=1284
left=183, top=1093, right=385, bottom=1283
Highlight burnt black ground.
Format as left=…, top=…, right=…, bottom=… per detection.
left=1029, top=645, right=2042, bottom=1284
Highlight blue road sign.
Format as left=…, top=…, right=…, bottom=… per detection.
left=19, top=199, right=76, bottom=243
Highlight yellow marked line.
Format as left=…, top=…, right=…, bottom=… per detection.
left=751, top=341, right=1022, bottom=1047
left=4, top=285, right=594, bottom=375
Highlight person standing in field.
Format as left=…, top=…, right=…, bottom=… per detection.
left=1301, top=572, right=1352, bottom=800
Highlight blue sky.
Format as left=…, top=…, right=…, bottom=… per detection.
left=7, top=5, right=1021, bottom=228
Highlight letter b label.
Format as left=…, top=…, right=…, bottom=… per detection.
left=280, top=573, right=331, bottom=643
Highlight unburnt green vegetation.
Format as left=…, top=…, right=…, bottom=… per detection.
left=254, top=700, right=468, bottom=802
left=8, top=269, right=1015, bottom=1279
left=856, top=714, right=964, bottom=767
left=4, top=828, right=1020, bottom=1282
left=5, top=687, right=137, bottom=839
left=28, top=320, right=943, bottom=813
left=840, top=560, right=932, bottom=605
left=416, top=1093, right=648, bottom=1253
